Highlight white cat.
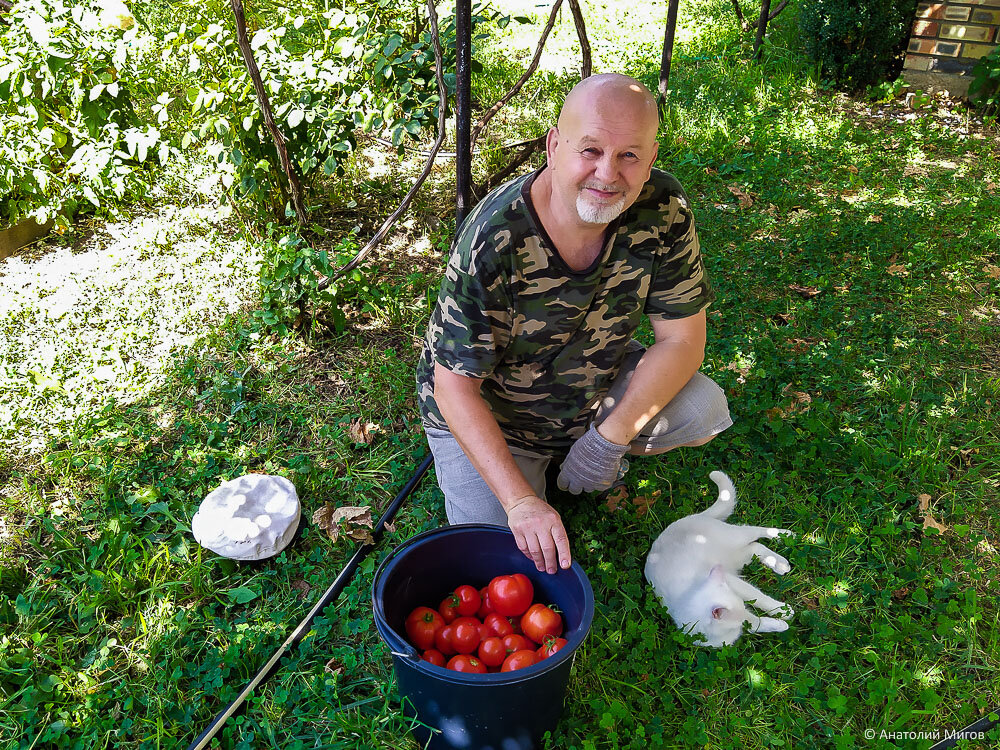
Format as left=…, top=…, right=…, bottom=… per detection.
left=644, top=471, right=795, bottom=647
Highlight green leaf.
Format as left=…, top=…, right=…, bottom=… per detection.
left=288, top=109, right=304, bottom=128
left=227, top=587, right=259, bottom=604
left=89, top=84, right=105, bottom=101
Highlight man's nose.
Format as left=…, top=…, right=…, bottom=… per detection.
left=594, top=155, right=618, bottom=184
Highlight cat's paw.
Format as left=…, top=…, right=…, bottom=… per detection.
left=766, top=527, right=795, bottom=539
left=771, top=556, right=791, bottom=575
left=776, top=603, right=794, bottom=621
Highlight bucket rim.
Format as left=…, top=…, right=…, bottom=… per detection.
left=372, top=523, right=595, bottom=685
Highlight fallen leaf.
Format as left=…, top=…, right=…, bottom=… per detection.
left=604, top=486, right=629, bottom=513
left=903, top=164, right=927, bottom=177
left=724, top=360, right=749, bottom=384
left=290, top=579, right=312, bottom=599
left=789, top=284, right=821, bottom=299
left=788, top=337, right=818, bottom=353
left=632, top=490, right=661, bottom=517
left=918, top=493, right=948, bottom=535
left=349, top=420, right=381, bottom=445
left=771, top=312, right=793, bottom=325
left=312, top=504, right=375, bottom=544
left=848, top=165, right=858, bottom=174
left=985, top=265, right=1000, bottom=280
left=324, top=657, right=344, bottom=677
left=891, top=587, right=910, bottom=601
left=887, top=264, right=909, bottom=277
left=866, top=214, right=883, bottom=223
left=727, top=184, right=754, bottom=209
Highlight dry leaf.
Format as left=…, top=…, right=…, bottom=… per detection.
left=312, top=504, right=375, bottom=544
left=771, top=312, right=793, bottom=325
left=349, top=420, right=381, bottom=445
left=604, top=486, right=629, bottom=513
left=324, top=657, right=345, bottom=677
left=887, top=264, right=909, bottom=277
left=984, top=265, right=1000, bottom=280
left=788, top=337, right=818, bottom=353
left=866, top=214, right=883, bottom=223
left=290, top=579, right=312, bottom=599
left=918, top=493, right=948, bottom=535
left=724, top=360, right=749, bottom=384
left=789, top=284, right=821, bottom=299
left=903, top=164, right=927, bottom=178
left=727, top=185, right=754, bottom=209
left=632, top=490, right=661, bottom=517
left=848, top=165, right=858, bottom=174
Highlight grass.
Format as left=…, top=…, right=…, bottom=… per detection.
left=2, top=0, right=1000, bottom=748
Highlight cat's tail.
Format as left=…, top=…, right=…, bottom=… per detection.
left=702, top=471, right=737, bottom=520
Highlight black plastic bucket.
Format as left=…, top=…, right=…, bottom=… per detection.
left=372, top=524, right=595, bottom=750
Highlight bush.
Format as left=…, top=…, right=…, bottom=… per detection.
left=969, top=45, right=1000, bottom=113
left=0, top=0, right=165, bottom=227
left=798, top=0, right=919, bottom=90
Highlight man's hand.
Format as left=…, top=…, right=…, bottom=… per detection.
left=557, top=424, right=629, bottom=494
left=506, top=496, right=571, bottom=574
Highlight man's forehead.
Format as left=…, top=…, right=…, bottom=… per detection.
left=574, top=133, right=651, bottom=150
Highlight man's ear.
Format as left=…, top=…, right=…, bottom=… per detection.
left=546, top=127, right=560, bottom=166
left=646, top=141, right=659, bottom=175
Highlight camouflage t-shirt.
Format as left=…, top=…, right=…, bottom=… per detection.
left=416, top=166, right=714, bottom=453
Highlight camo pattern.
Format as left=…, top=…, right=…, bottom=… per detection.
left=416, top=167, right=714, bottom=453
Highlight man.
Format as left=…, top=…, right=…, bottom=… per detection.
left=416, top=74, right=732, bottom=576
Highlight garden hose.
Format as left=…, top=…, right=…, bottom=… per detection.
left=187, top=452, right=434, bottom=750
left=927, top=706, right=1000, bottom=750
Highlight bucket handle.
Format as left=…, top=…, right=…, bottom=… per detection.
left=390, top=647, right=421, bottom=663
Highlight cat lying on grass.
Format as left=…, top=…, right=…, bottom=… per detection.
left=644, top=471, right=795, bottom=647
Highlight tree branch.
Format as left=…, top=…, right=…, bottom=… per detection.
left=229, top=0, right=308, bottom=226
left=0, top=0, right=12, bottom=11
left=473, top=135, right=545, bottom=198
left=730, top=0, right=748, bottom=31
left=768, top=0, right=789, bottom=21
left=316, top=0, right=448, bottom=290
left=469, top=0, right=563, bottom=150
left=568, top=0, right=591, bottom=79
left=753, top=0, right=772, bottom=58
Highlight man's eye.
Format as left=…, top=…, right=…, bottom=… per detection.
left=623, top=152, right=638, bottom=159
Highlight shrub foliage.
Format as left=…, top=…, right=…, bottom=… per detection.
left=798, top=0, right=919, bottom=90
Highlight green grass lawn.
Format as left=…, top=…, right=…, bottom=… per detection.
left=2, top=1, right=1000, bottom=748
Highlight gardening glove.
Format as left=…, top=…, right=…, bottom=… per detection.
left=556, top=424, right=630, bottom=494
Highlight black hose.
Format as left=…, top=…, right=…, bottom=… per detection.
left=927, top=707, right=1000, bottom=750
left=187, top=452, right=434, bottom=750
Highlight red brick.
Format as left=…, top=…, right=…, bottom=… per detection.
left=939, top=24, right=997, bottom=42
left=916, top=2, right=945, bottom=18
left=965, top=0, right=1000, bottom=7
left=904, top=54, right=935, bottom=71
left=913, top=19, right=940, bottom=36
left=909, top=38, right=936, bottom=54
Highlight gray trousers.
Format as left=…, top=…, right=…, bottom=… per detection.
left=425, top=349, right=733, bottom=526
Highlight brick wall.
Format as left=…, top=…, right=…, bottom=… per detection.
left=904, top=1, right=1000, bottom=95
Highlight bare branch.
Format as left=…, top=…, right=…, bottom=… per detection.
left=753, top=0, right=772, bottom=58
left=229, top=0, right=308, bottom=226
left=567, top=0, right=591, bottom=79
left=730, top=0, right=747, bottom=31
left=768, top=0, right=789, bottom=21
left=469, top=0, right=563, bottom=150
left=474, top=135, right=545, bottom=198
left=0, top=0, right=12, bottom=11
left=316, top=0, right=449, bottom=289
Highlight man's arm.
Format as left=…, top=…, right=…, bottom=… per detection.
left=595, top=309, right=707, bottom=450
left=433, top=363, right=572, bottom=573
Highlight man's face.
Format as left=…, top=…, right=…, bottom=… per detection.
left=547, top=106, right=658, bottom=227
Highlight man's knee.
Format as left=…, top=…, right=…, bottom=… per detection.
left=631, top=431, right=717, bottom=455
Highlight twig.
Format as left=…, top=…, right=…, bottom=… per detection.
left=469, top=0, right=563, bottom=150
left=368, top=134, right=546, bottom=157
left=0, top=0, right=12, bottom=11
left=568, top=0, right=591, bottom=79
left=229, top=0, right=308, bottom=226
left=474, top=135, right=546, bottom=197
left=316, top=0, right=448, bottom=290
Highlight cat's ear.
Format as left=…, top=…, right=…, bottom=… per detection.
left=712, top=606, right=727, bottom=620
left=709, top=564, right=727, bottom=583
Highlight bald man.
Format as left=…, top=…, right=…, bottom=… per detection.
left=416, top=74, right=732, bottom=574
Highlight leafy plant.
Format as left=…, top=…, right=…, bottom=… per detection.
left=0, top=0, right=165, bottom=227
left=798, top=0, right=919, bottom=90
left=969, top=44, right=1000, bottom=113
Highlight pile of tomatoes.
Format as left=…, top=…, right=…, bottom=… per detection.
left=403, top=573, right=567, bottom=673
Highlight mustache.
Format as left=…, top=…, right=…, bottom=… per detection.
left=581, top=181, right=622, bottom=193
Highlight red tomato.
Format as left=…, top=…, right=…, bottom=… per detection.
left=434, top=624, right=457, bottom=656
left=477, top=586, right=494, bottom=618
left=477, top=636, right=507, bottom=668
left=520, top=603, right=563, bottom=645
left=501, top=633, right=533, bottom=653
left=447, top=654, right=487, bottom=673
left=501, top=649, right=538, bottom=672
left=488, top=573, right=534, bottom=617
left=536, top=636, right=568, bottom=660
left=451, top=616, right=483, bottom=654
left=438, top=594, right=461, bottom=624
left=483, top=612, right=514, bottom=638
left=453, top=585, right=481, bottom=616
left=405, top=606, right=444, bottom=651
left=422, top=648, right=446, bottom=667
